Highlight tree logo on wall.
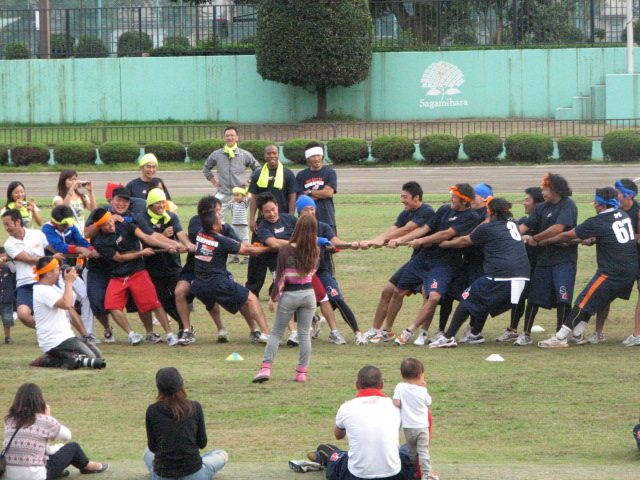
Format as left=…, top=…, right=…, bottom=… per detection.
left=420, top=61, right=468, bottom=109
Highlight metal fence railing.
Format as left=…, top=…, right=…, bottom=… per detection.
left=1, top=119, right=639, bottom=147
left=0, top=0, right=635, bottom=59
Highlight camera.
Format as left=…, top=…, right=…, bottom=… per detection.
left=61, top=264, right=83, bottom=273
left=80, top=181, right=87, bottom=187
left=79, top=356, right=106, bottom=369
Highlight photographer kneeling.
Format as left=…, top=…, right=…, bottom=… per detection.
left=30, top=257, right=106, bottom=369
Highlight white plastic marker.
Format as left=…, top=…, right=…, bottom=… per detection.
left=531, top=325, right=545, bottom=333
left=485, top=354, right=505, bottom=362
left=226, top=352, right=244, bottom=362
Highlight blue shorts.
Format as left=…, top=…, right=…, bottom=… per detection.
left=191, top=275, right=249, bottom=315
left=16, top=283, right=34, bottom=312
left=461, top=277, right=522, bottom=319
left=178, top=269, right=196, bottom=304
left=0, top=303, right=14, bottom=328
left=575, top=273, right=635, bottom=315
left=528, top=262, right=576, bottom=309
left=326, top=449, right=414, bottom=480
left=316, top=270, right=342, bottom=300
left=396, top=256, right=456, bottom=298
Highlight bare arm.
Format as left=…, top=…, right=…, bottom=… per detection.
left=308, top=186, right=335, bottom=200
left=176, top=230, right=196, bottom=253
left=111, top=248, right=155, bottom=263
left=333, top=426, right=346, bottom=440
left=237, top=244, right=271, bottom=256
left=388, top=224, right=431, bottom=247
left=250, top=195, right=258, bottom=233
left=265, top=237, right=289, bottom=250
left=392, top=399, right=401, bottom=408
left=53, top=269, right=78, bottom=309
left=537, top=229, right=579, bottom=247
left=287, top=193, right=297, bottom=215
left=407, top=227, right=458, bottom=249
left=439, top=234, right=473, bottom=249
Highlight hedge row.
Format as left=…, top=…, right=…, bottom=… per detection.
left=5, top=130, right=640, bottom=165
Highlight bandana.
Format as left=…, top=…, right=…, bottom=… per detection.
left=485, top=195, right=494, bottom=216
left=232, top=187, right=248, bottom=196
left=305, top=146, right=324, bottom=159
left=147, top=188, right=172, bottom=224
left=105, top=183, right=123, bottom=200
left=139, top=153, right=158, bottom=167
left=51, top=217, right=75, bottom=226
left=594, top=195, right=620, bottom=209
left=224, top=144, right=237, bottom=158
left=449, top=186, right=472, bottom=203
left=474, top=183, right=493, bottom=199
left=7, top=202, right=29, bottom=219
left=296, top=195, right=316, bottom=214
left=541, top=174, right=551, bottom=188
left=355, top=388, right=388, bottom=398
left=256, top=161, right=284, bottom=189
left=33, top=258, right=58, bottom=280
left=615, top=180, right=636, bottom=199
left=94, top=210, right=112, bottom=228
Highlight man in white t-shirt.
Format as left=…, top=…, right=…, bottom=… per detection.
left=30, top=256, right=105, bottom=369
left=2, top=209, right=63, bottom=327
left=310, top=366, right=415, bottom=480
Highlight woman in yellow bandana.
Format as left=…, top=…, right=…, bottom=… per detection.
left=1, top=181, right=43, bottom=228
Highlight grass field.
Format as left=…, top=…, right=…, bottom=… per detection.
left=1, top=197, right=639, bottom=480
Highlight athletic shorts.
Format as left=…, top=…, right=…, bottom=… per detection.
left=191, top=274, right=249, bottom=315
left=389, top=261, right=422, bottom=294
left=312, top=275, right=328, bottom=303
left=461, top=277, right=524, bottom=319
left=528, top=262, right=577, bottom=309
left=574, top=273, right=635, bottom=315
left=396, top=256, right=457, bottom=298
left=316, top=270, right=343, bottom=301
left=16, top=283, right=34, bottom=312
left=104, top=270, right=161, bottom=314
left=178, top=269, right=196, bottom=304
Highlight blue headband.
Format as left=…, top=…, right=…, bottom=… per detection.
left=474, top=184, right=493, bottom=199
left=296, top=195, right=316, bottom=214
left=615, top=180, right=636, bottom=199
left=594, top=195, right=620, bottom=209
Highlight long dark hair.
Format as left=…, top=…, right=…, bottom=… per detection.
left=5, top=181, right=25, bottom=208
left=57, top=169, right=88, bottom=209
left=156, top=389, right=195, bottom=421
left=5, top=383, right=47, bottom=429
left=289, top=215, right=319, bottom=276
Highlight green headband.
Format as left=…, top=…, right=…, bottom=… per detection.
left=51, top=217, right=75, bottom=226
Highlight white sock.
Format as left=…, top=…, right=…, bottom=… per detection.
left=572, top=321, right=588, bottom=337
left=331, top=329, right=339, bottom=334
left=556, top=325, right=572, bottom=340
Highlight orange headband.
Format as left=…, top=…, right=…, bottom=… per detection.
left=486, top=195, right=494, bottom=215
left=541, top=174, right=551, bottom=188
left=33, top=258, right=59, bottom=280
left=94, top=210, right=112, bottom=227
left=449, top=186, right=472, bottom=203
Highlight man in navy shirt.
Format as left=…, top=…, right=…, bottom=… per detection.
left=126, top=153, right=172, bottom=201
left=359, top=182, right=435, bottom=344
left=429, top=198, right=530, bottom=348
left=536, top=187, right=638, bottom=347
left=520, top=173, right=578, bottom=337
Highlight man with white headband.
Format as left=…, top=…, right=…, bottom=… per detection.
left=126, top=153, right=172, bottom=201
left=202, top=126, right=261, bottom=223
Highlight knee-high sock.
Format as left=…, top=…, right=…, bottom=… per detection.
left=470, top=313, right=489, bottom=335
left=522, top=303, right=539, bottom=334
left=330, top=298, right=360, bottom=333
left=557, top=302, right=572, bottom=331
left=510, top=297, right=526, bottom=330
left=439, top=296, right=454, bottom=332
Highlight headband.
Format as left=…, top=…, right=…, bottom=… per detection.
left=485, top=195, right=494, bottom=216
left=51, top=217, right=75, bottom=226
left=594, top=195, right=620, bottom=209
left=615, top=180, right=636, bottom=199
left=139, top=153, right=158, bottom=167
left=541, top=174, right=551, bottom=188
left=296, top=195, right=317, bottom=214
left=146, top=188, right=167, bottom=207
left=474, top=183, right=493, bottom=199
left=449, top=185, right=472, bottom=203
left=232, top=187, right=248, bottom=195
left=94, top=210, right=112, bottom=227
left=305, top=147, right=324, bottom=159
left=33, top=258, right=59, bottom=280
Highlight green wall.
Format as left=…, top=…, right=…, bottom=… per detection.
left=0, top=48, right=638, bottom=124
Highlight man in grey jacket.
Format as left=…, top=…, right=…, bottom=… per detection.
left=202, top=126, right=261, bottom=222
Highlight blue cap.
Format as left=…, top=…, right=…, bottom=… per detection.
left=474, top=184, right=493, bottom=199
left=296, top=195, right=317, bottom=214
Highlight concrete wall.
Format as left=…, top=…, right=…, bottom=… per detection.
left=0, top=48, right=638, bottom=124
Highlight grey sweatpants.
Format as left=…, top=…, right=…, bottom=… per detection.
left=404, top=427, right=432, bottom=478
left=263, top=289, right=315, bottom=368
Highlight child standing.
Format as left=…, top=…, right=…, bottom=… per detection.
left=0, top=250, right=16, bottom=344
left=229, top=187, right=250, bottom=265
left=393, top=358, right=438, bottom=480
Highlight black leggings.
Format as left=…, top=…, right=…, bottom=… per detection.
left=46, top=442, right=90, bottom=480
left=330, top=298, right=360, bottom=333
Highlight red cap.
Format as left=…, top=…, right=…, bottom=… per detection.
left=105, top=182, right=123, bottom=200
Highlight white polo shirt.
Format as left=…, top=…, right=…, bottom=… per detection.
left=393, top=382, right=432, bottom=429
left=33, top=284, right=75, bottom=352
left=4, top=229, right=49, bottom=287
left=335, top=392, right=401, bottom=479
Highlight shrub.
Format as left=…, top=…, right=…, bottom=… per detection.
left=0, top=144, right=9, bottom=166
left=283, top=139, right=322, bottom=165
left=144, top=141, right=186, bottom=163
left=504, top=133, right=554, bottom=163
left=188, top=139, right=225, bottom=162
left=50, top=33, right=75, bottom=58
left=98, top=141, right=140, bottom=164
left=117, top=31, right=153, bottom=57
left=75, top=35, right=108, bottom=58
left=4, top=41, right=29, bottom=59
left=196, top=34, right=219, bottom=53
left=238, top=140, right=278, bottom=162
left=557, top=135, right=592, bottom=161
left=164, top=36, right=190, bottom=47
left=148, top=46, right=192, bottom=57
left=462, top=133, right=503, bottom=163
left=419, top=134, right=460, bottom=164
left=10, top=143, right=50, bottom=166
left=601, top=130, right=640, bottom=162
left=53, top=141, right=97, bottom=165
left=370, top=135, right=415, bottom=164
left=327, top=137, right=369, bottom=164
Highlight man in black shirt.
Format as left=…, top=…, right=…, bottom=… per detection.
left=126, top=153, right=172, bottom=200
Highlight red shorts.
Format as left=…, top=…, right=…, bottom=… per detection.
left=104, top=270, right=161, bottom=314
left=312, top=275, right=328, bottom=303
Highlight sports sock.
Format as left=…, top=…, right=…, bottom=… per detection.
left=522, top=303, right=539, bottom=334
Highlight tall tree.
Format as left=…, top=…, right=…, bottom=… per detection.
left=255, top=0, right=373, bottom=119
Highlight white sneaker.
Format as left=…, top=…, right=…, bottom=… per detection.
left=103, top=326, right=115, bottom=343
left=394, top=329, right=413, bottom=346
left=622, top=334, right=640, bottom=346
left=429, top=336, right=457, bottom=348
left=537, top=335, right=568, bottom=348
left=258, top=333, right=269, bottom=344
left=144, top=332, right=163, bottom=343
left=514, top=332, right=532, bottom=346
left=370, top=329, right=395, bottom=344
left=566, top=333, right=582, bottom=345
left=413, top=329, right=429, bottom=346
left=249, top=330, right=261, bottom=344
left=287, top=330, right=299, bottom=346
left=311, top=315, right=326, bottom=340
left=363, top=327, right=379, bottom=341
left=466, top=333, right=486, bottom=344
left=128, top=331, right=143, bottom=346
left=496, top=329, right=519, bottom=342
left=328, top=330, right=347, bottom=345
left=354, top=332, right=368, bottom=345
left=586, top=332, right=605, bottom=344
left=433, top=330, right=445, bottom=340
left=217, top=329, right=228, bottom=343
left=166, top=332, right=180, bottom=346
left=459, top=325, right=472, bottom=343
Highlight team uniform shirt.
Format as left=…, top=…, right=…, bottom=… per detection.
left=335, top=392, right=402, bottom=479
left=421, top=205, right=480, bottom=265
left=470, top=219, right=530, bottom=279
left=622, top=200, right=640, bottom=259
left=33, top=283, right=75, bottom=352
left=524, top=197, right=578, bottom=266
left=4, top=229, right=49, bottom=287
left=393, top=383, right=432, bottom=429
left=193, top=231, right=241, bottom=285
left=296, top=166, right=338, bottom=231
left=518, top=215, right=541, bottom=271
left=394, top=203, right=436, bottom=259
left=135, top=210, right=183, bottom=277
left=181, top=216, right=239, bottom=276
left=248, top=166, right=299, bottom=214
left=257, top=214, right=298, bottom=268
left=125, top=177, right=172, bottom=200
left=93, top=221, right=145, bottom=278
